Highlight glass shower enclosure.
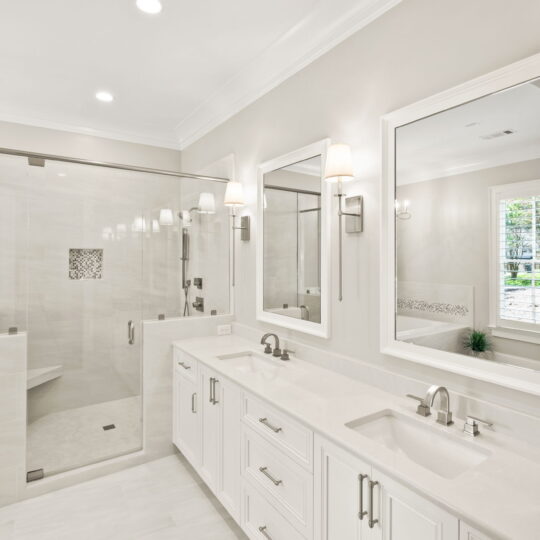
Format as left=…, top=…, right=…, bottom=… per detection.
left=0, top=151, right=229, bottom=479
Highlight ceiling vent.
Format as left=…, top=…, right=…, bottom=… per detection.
left=479, top=129, right=516, bottom=140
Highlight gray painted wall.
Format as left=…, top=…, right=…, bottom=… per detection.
left=180, top=0, right=540, bottom=413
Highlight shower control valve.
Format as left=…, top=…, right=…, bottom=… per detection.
left=192, top=297, right=204, bottom=312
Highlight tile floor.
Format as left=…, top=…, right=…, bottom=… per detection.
left=0, top=454, right=248, bottom=540
left=27, top=396, right=142, bottom=476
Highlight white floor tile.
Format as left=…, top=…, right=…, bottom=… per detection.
left=3, top=454, right=247, bottom=540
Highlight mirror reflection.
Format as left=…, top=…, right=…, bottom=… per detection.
left=263, top=156, right=322, bottom=323
left=396, top=77, right=540, bottom=371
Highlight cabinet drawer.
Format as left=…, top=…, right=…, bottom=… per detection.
left=173, top=348, right=198, bottom=382
left=241, top=480, right=305, bottom=540
left=242, top=392, right=313, bottom=470
left=242, top=426, right=312, bottom=538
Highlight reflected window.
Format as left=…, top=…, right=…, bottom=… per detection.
left=494, top=183, right=540, bottom=328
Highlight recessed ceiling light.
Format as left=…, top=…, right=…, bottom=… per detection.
left=136, top=0, right=162, bottom=14
left=95, top=91, right=114, bottom=103
left=58, top=173, right=67, bottom=177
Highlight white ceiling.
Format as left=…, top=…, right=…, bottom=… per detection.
left=0, top=0, right=400, bottom=150
left=396, top=79, right=540, bottom=185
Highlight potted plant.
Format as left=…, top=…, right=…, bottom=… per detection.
left=464, top=330, right=491, bottom=358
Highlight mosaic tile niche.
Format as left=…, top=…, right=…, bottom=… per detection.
left=69, top=248, right=103, bottom=280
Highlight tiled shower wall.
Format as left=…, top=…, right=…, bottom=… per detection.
left=0, top=153, right=229, bottom=423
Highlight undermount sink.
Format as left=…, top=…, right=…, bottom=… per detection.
left=346, top=409, right=491, bottom=479
left=216, top=351, right=286, bottom=378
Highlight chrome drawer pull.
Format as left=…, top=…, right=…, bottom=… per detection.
left=258, top=525, right=273, bottom=539
left=177, top=361, right=191, bottom=370
left=358, top=473, right=368, bottom=520
left=258, top=417, right=282, bottom=433
left=191, top=393, right=197, bottom=413
left=211, top=377, right=219, bottom=405
left=259, top=466, right=282, bottom=486
left=368, top=480, right=379, bottom=529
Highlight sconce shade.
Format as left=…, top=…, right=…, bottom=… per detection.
left=324, top=144, right=354, bottom=183
left=198, top=192, right=216, bottom=214
left=159, top=208, right=174, bottom=226
left=224, top=181, right=245, bottom=206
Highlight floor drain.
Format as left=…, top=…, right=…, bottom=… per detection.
left=102, top=424, right=116, bottom=431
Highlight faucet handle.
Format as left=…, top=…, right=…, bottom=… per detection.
left=280, top=349, right=295, bottom=361
left=406, top=394, right=431, bottom=417
left=263, top=343, right=272, bottom=354
left=463, top=415, right=493, bottom=437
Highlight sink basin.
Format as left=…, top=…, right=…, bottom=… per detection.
left=346, top=409, right=491, bottom=479
left=217, top=351, right=285, bottom=378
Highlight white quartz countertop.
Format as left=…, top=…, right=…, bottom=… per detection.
left=172, top=334, right=540, bottom=540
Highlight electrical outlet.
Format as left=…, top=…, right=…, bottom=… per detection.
left=217, top=324, right=231, bottom=336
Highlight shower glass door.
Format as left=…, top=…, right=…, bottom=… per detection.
left=16, top=156, right=145, bottom=478
left=0, top=151, right=231, bottom=480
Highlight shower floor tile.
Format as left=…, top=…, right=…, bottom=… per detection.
left=27, top=396, right=142, bottom=476
left=0, top=454, right=247, bottom=540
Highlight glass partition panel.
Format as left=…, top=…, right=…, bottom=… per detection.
left=0, top=151, right=230, bottom=480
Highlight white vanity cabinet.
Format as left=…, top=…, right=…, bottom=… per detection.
left=199, top=364, right=242, bottom=520
left=314, top=435, right=459, bottom=540
left=172, top=349, right=242, bottom=521
left=240, top=393, right=315, bottom=539
left=199, top=364, right=221, bottom=490
left=373, top=468, right=459, bottom=540
left=172, top=345, right=492, bottom=540
left=459, top=523, right=494, bottom=540
left=172, top=350, right=200, bottom=466
left=314, top=434, right=374, bottom=540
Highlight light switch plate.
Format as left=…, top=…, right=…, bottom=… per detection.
left=217, top=324, right=231, bottom=336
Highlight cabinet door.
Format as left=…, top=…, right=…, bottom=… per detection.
left=372, top=469, right=458, bottom=540
left=216, top=375, right=241, bottom=521
left=199, top=366, right=221, bottom=492
left=314, top=435, right=372, bottom=540
left=173, top=370, right=200, bottom=467
left=459, top=522, right=494, bottom=540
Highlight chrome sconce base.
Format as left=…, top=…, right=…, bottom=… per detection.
left=336, top=192, right=363, bottom=301
left=231, top=212, right=250, bottom=286
left=233, top=215, right=250, bottom=241
left=342, top=194, right=363, bottom=233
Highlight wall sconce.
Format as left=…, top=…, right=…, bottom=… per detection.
left=224, top=181, right=250, bottom=286
left=159, top=208, right=174, bottom=226
left=324, top=143, right=363, bottom=302
left=198, top=192, right=216, bottom=214
left=179, top=210, right=193, bottom=227
left=395, top=199, right=411, bottom=220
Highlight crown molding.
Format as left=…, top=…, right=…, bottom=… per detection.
left=0, top=112, right=181, bottom=150
left=0, top=0, right=400, bottom=152
left=175, top=0, right=402, bottom=150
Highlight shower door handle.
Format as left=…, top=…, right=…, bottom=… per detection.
left=128, top=320, right=135, bottom=345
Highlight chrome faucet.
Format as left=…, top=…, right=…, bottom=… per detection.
left=407, top=385, right=453, bottom=425
left=260, top=333, right=281, bottom=357
left=425, top=385, right=453, bottom=426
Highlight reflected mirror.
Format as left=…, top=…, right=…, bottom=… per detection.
left=395, top=77, right=540, bottom=371
left=257, top=140, right=329, bottom=337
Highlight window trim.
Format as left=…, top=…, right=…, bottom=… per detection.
left=489, top=178, right=540, bottom=339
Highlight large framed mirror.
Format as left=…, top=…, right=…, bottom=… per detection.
left=382, top=53, right=540, bottom=395
left=257, top=140, right=330, bottom=337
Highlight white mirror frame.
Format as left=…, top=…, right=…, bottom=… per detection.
left=381, top=52, right=540, bottom=397
left=257, top=139, right=331, bottom=338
